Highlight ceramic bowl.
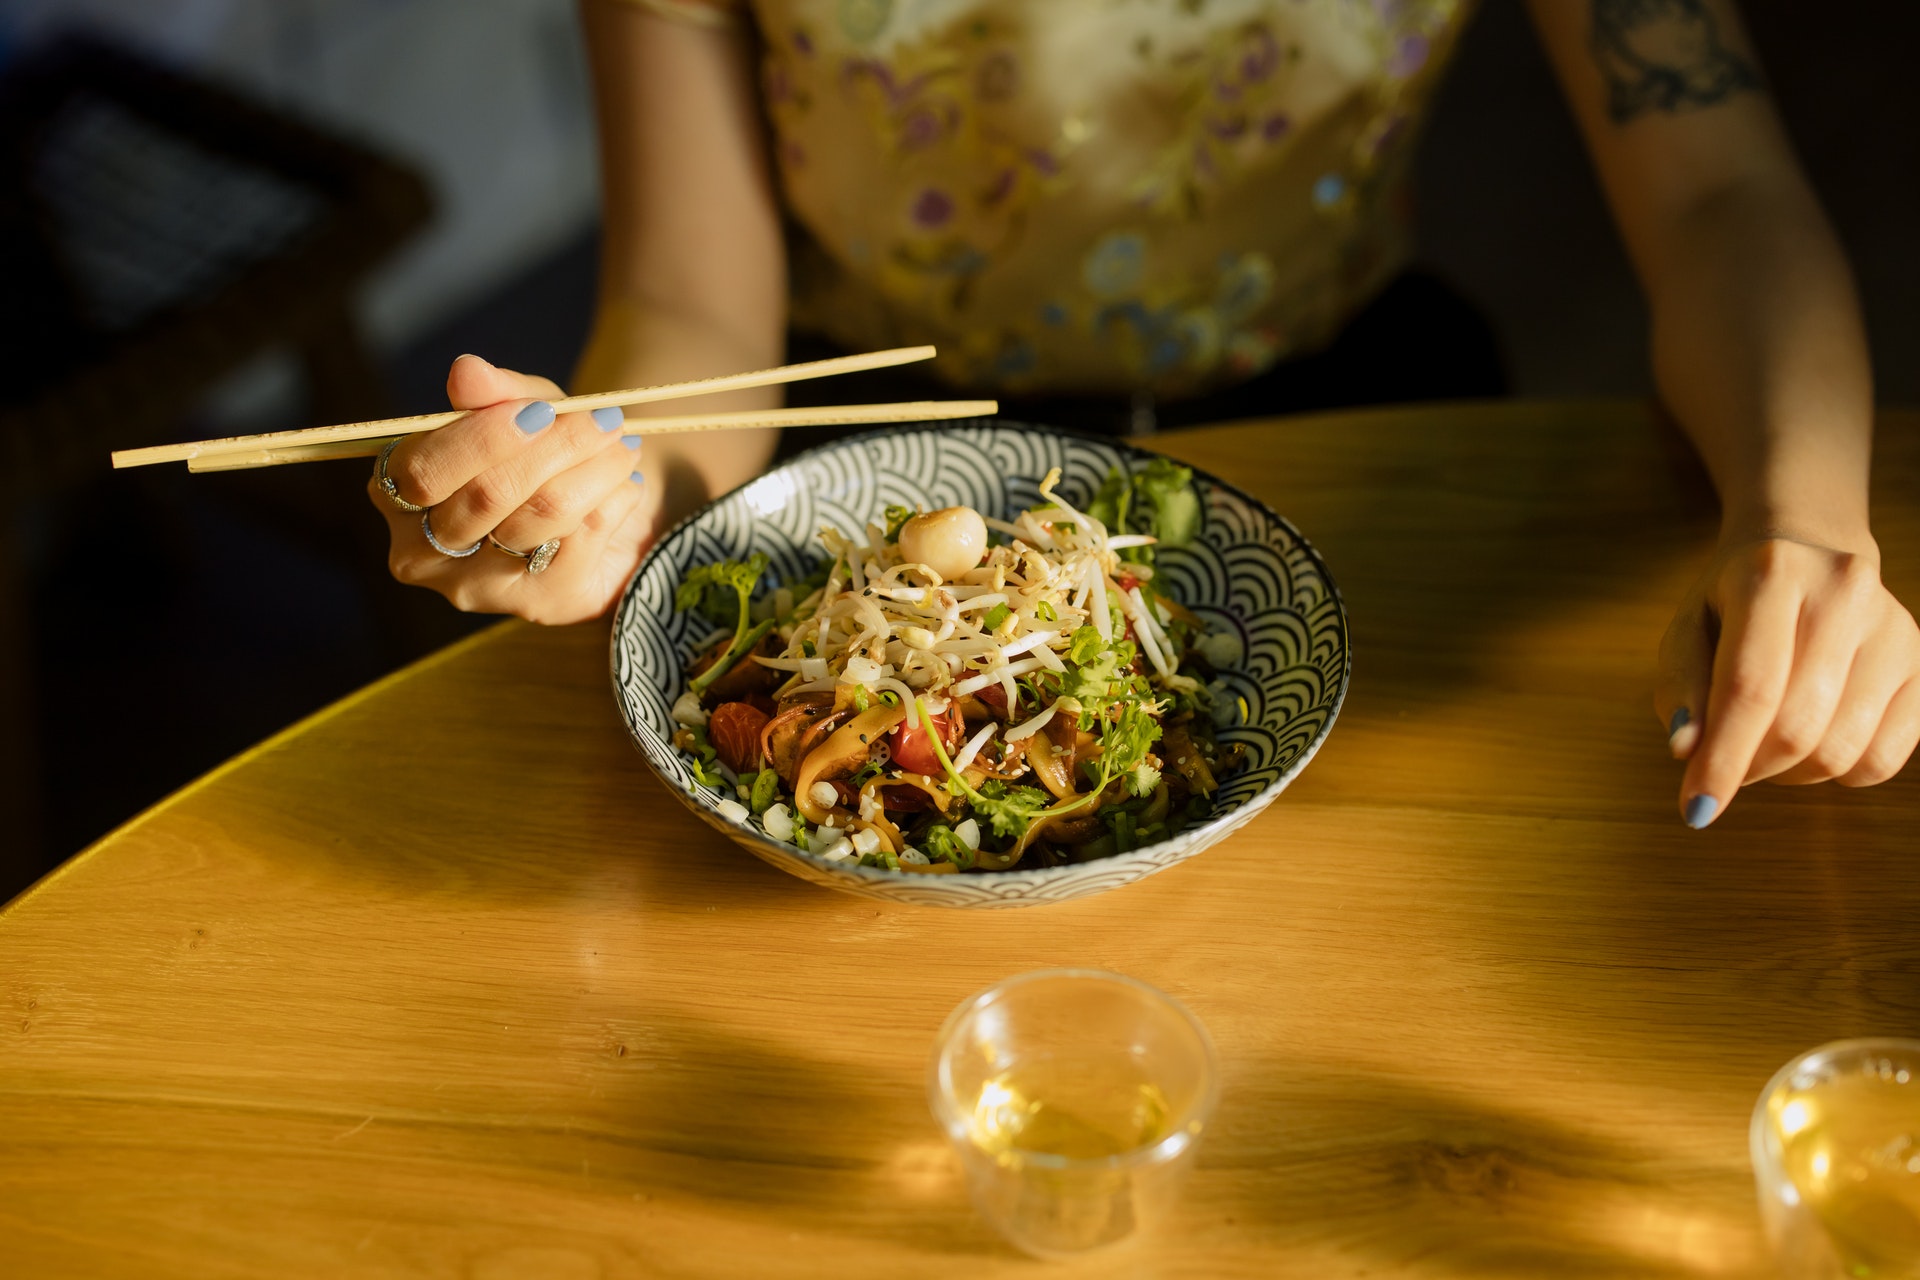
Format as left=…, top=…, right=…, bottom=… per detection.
left=611, top=421, right=1348, bottom=908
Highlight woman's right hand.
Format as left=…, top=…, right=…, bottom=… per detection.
left=368, top=355, right=660, bottom=625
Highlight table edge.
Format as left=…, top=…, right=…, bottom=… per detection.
left=0, top=618, right=525, bottom=919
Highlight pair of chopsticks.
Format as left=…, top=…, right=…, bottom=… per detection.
left=109, top=345, right=994, bottom=473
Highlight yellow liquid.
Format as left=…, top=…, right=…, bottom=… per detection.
left=968, top=1064, right=1173, bottom=1161
left=1777, top=1066, right=1920, bottom=1277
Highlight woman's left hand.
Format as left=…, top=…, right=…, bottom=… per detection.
left=1655, top=534, right=1920, bottom=827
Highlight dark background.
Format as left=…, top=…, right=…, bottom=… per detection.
left=3, top=0, right=1917, bottom=902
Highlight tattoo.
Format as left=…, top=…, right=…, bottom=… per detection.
left=1590, top=0, right=1760, bottom=122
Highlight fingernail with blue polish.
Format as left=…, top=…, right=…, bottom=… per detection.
left=515, top=400, right=555, bottom=434
left=1668, top=707, right=1690, bottom=736
left=630, top=470, right=646, bottom=485
left=592, top=406, right=625, bottom=433
left=1683, top=794, right=1718, bottom=829
left=620, top=434, right=642, bottom=451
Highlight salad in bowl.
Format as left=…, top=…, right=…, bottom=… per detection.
left=665, top=461, right=1244, bottom=876
left=611, top=422, right=1347, bottom=908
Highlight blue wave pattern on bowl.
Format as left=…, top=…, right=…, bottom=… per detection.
left=611, top=422, right=1349, bottom=908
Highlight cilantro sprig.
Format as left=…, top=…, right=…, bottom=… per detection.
left=675, top=553, right=775, bottom=696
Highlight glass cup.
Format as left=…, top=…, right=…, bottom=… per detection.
left=1751, top=1038, right=1920, bottom=1278
left=927, top=968, right=1219, bottom=1259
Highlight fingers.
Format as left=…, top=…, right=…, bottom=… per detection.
left=1836, top=678, right=1920, bottom=787
left=1767, top=637, right=1905, bottom=785
left=1666, top=540, right=1920, bottom=821
left=1741, top=607, right=1861, bottom=784
left=378, top=355, right=580, bottom=513
left=446, top=352, right=563, bottom=410
left=1653, top=597, right=1713, bottom=760
left=374, top=466, right=654, bottom=625
left=475, top=475, right=652, bottom=626
left=1679, top=577, right=1799, bottom=828
left=413, top=404, right=631, bottom=550
left=489, top=434, right=643, bottom=552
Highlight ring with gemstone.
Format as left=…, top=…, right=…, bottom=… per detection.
left=374, top=438, right=426, bottom=513
left=420, top=509, right=482, bottom=558
left=488, top=534, right=561, bottom=575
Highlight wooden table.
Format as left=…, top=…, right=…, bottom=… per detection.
left=5, top=402, right=1917, bottom=1278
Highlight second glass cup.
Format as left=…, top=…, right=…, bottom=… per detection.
left=1751, top=1038, right=1920, bottom=1278
left=928, top=968, right=1219, bottom=1259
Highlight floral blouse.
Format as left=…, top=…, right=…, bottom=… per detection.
left=617, top=0, right=1471, bottom=396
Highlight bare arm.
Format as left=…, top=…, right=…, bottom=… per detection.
left=368, top=4, right=787, bottom=625
left=575, top=0, right=788, bottom=523
left=1527, top=0, right=1920, bottom=821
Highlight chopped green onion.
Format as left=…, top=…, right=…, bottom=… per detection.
left=749, top=769, right=781, bottom=814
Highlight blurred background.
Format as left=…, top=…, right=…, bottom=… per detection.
left=1, top=0, right=1915, bottom=902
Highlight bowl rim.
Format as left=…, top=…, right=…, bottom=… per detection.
left=609, top=417, right=1351, bottom=891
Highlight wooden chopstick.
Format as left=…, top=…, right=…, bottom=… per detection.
left=112, top=344, right=940, bottom=470
left=183, top=399, right=999, bottom=472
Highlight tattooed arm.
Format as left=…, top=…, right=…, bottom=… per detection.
left=1528, top=0, right=1920, bottom=823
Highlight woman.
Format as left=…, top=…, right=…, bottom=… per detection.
left=368, top=0, right=1919, bottom=827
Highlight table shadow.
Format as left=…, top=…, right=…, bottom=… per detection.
left=1182, top=405, right=1720, bottom=714
left=1208, top=1059, right=1760, bottom=1277
left=523, top=1005, right=1000, bottom=1260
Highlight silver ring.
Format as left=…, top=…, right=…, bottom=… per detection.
left=488, top=533, right=561, bottom=575
left=375, top=438, right=425, bottom=512
left=420, top=509, right=482, bottom=558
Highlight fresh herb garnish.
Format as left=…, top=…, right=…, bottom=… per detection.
left=1087, top=457, right=1202, bottom=563
left=676, top=553, right=775, bottom=697
left=924, top=823, right=973, bottom=869
left=972, top=778, right=1052, bottom=841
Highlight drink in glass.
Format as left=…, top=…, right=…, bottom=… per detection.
left=927, top=968, right=1218, bottom=1259
left=1752, top=1039, right=1920, bottom=1278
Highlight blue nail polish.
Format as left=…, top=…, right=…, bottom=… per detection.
left=630, top=470, right=646, bottom=485
left=592, top=406, right=625, bottom=432
left=515, top=400, right=555, bottom=434
left=1668, top=707, right=1690, bottom=736
left=620, top=435, right=642, bottom=451
left=1683, top=795, right=1718, bottom=829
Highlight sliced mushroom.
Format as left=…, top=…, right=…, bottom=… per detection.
left=793, top=704, right=909, bottom=825
left=1030, top=711, right=1083, bottom=800
left=1035, top=779, right=1128, bottom=846
left=876, top=772, right=953, bottom=815
left=1162, top=721, right=1217, bottom=796
left=966, top=735, right=1029, bottom=783
left=761, top=693, right=836, bottom=786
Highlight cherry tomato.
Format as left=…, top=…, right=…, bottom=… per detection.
left=888, top=707, right=954, bottom=778
left=708, top=701, right=771, bottom=774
